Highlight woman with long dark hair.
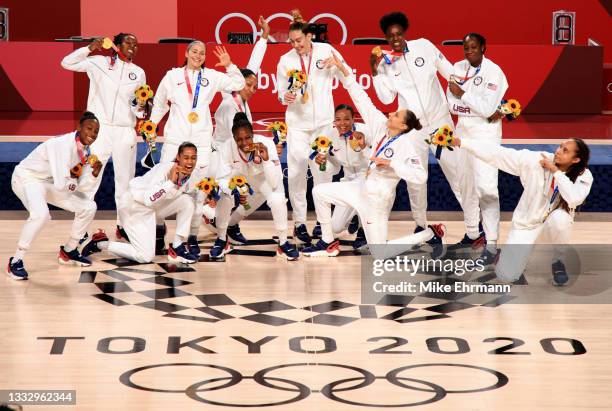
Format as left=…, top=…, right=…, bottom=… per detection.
left=450, top=137, right=593, bottom=285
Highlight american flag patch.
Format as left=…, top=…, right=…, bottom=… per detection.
left=273, top=160, right=280, bottom=166
left=487, top=83, right=498, bottom=91
left=580, top=179, right=589, bottom=185
left=410, top=158, right=420, bottom=165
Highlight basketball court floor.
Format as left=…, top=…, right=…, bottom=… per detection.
left=1, top=114, right=611, bottom=409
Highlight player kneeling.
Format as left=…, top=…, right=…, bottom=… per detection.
left=83, top=143, right=200, bottom=264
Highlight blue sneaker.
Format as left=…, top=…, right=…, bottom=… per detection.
left=58, top=246, right=92, bottom=267
left=353, top=227, right=367, bottom=250
left=552, top=260, right=569, bottom=286
left=302, top=239, right=340, bottom=257
left=311, top=221, right=322, bottom=238
left=426, top=224, right=446, bottom=259
left=277, top=242, right=300, bottom=261
left=480, top=248, right=500, bottom=267
left=447, top=232, right=486, bottom=251
left=414, top=225, right=450, bottom=246
left=227, top=224, right=248, bottom=245
left=210, top=238, right=232, bottom=259
left=293, top=224, right=312, bottom=245
left=6, top=257, right=28, bottom=280
left=187, top=235, right=201, bottom=260
left=347, top=215, right=360, bottom=235
left=168, top=243, right=197, bottom=264
left=81, top=229, right=109, bottom=257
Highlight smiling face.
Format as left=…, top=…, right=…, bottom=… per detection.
left=118, top=35, right=138, bottom=60
left=77, top=119, right=100, bottom=146
left=233, top=127, right=255, bottom=152
left=463, top=37, right=484, bottom=67
left=385, top=24, right=406, bottom=53
left=185, top=42, right=206, bottom=70
left=239, top=75, right=258, bottom=101
left=334, top=109, right=355, bottom=134
left=176, top=147, right=197, bottom=175
left=386, top=110, right=409, bottom=134
left=554, top=140, right=580, bottom=171
left=289, top=29, right=313, bottom=56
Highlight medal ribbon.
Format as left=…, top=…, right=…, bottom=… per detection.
left=232, top=92, right=244, bottom=113
left=184, top=68, right=202, bottom=111
left=367, top=132, right=404, bottom=170
left=75, top=133, right=90, bottom=165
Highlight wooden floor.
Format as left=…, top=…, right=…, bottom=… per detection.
left=1, top=217, right=612, bottom=410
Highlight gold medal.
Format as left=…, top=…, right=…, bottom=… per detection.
left=87, top=154, right=99, bottom=166
left=102, top=37, right=113, bottom=50
left=187, top=112, right=199, bottom=123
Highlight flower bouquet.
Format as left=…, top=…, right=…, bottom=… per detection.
left=498, top=99, right=521, bottom=121
left=229, top=175, right=254, bottom=210
left=287, top=69, right=308, bottom=103
left=425, top=125, right=455, bottom=159
left=309, top=136, right=334, bottom=171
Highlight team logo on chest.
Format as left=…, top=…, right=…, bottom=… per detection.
left=201, top=77, right=210, bottom=87
left=415, top=57, right=425, bottom=67
left=473, top=76, right=483, bottom=86
left=128, top=72, right=137, bottom=80
left=384, top=148, right=394, bottom=158
left=316, top=59, right=325, bottom=69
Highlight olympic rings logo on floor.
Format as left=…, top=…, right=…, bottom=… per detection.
left=120, top=362, right=509, bottom=407
left=215, top=13, right=348, bottom=44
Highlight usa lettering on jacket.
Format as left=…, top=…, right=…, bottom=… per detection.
left=150, top=189, right=166, bottom=202
left=453, top=104, right=471, bottom=114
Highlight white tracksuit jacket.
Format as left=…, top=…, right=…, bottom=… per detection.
left=327, top=122, right=373, bottom=181
left=15, top=132, right=98, bottom=193
left=151, top=65, right=245, bottom=149
left=447, top=56, right=509, bottom=240
left=214, top=38, right=268, bottom=145
left=372, top=38, right=453, bottom=128
left=276, top=42, right=345, bottom=131
left=61, top=47, right=146, bottom=127
left=461, top=140, right=593, bottom=229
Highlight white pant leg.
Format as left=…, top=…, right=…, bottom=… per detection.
left=215, top=193, right=235, bottom=240
left=287, top=128, right=312, bottom=225
left=12, top=175, right=51, bottom=251
left=254, top=176, right=289, bottom=239
left=429, top=118, right=462, bottom=206
left=45, top=185, right=97, bottom=244
left=107, top=193, right=156, bottom=263
left=495, top=224, right=543, bottom=282
left=157, top=195, right=195, bottom=241
left=309, top=124, right=336, bottom=193
left=455, top=122, right=481, bottom=236
left=405, top=134, right=429, bottom=228
left=331, top=204, right=357, bottom=234
left=228, top=193, right=266, bottom=226
left=86, top=123, right=115, bottom=200
left=475, top=154, right=500, bottom=241
left=541, top=209, right=574, bottom=262
left=160, top=141, right=179, bottom=164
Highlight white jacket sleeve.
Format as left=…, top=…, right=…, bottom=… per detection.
left=60, top=46, right=93, bottom=73
left=461, top=139, right=538, bottom=177
left=460, top=68, right=507, bottom=117
left=372, top=68, right=397, bottom=105
left=553, top=170, right=593, bottom=209
left=130, top=72, right=147, bottom=119
left=390, top=143, right=427, bottom=185
left=246, top=38, right=268, bottom=73
left=429, top=40, right=453, bottom=81
left=276, top=59, right=289, bottom=105
left=47, top=140, right=76, bottom=192
left=217, top=65, right=246, bottom=93
left=150, top=72, right=171, bottom=124
left=341, top=74, right=388, bottom=141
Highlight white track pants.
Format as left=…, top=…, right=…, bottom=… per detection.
left=12, top=171, right=97, bottom=252
left=496, top=210, right=574, bottom=282
left=455, top=120, right=501, bottom=241
left=314, top=181, right=434, bottom=256
left=107, top=192, right=195, bottom=263
left=402, top=118, right=462, bottom=228
left=287, top=125, right=336, bottom=225
left=217, top=174, right=288, bottom=240
left=88, top=124, right=137, bottom=225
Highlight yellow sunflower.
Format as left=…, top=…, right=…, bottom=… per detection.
left=507, top=99, right=521, bottom=111
left=279, top=122, right=288, bottom=134
left=316, top=136, right=331, bottom=148
left=296, top=71, right=307, bottom=83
